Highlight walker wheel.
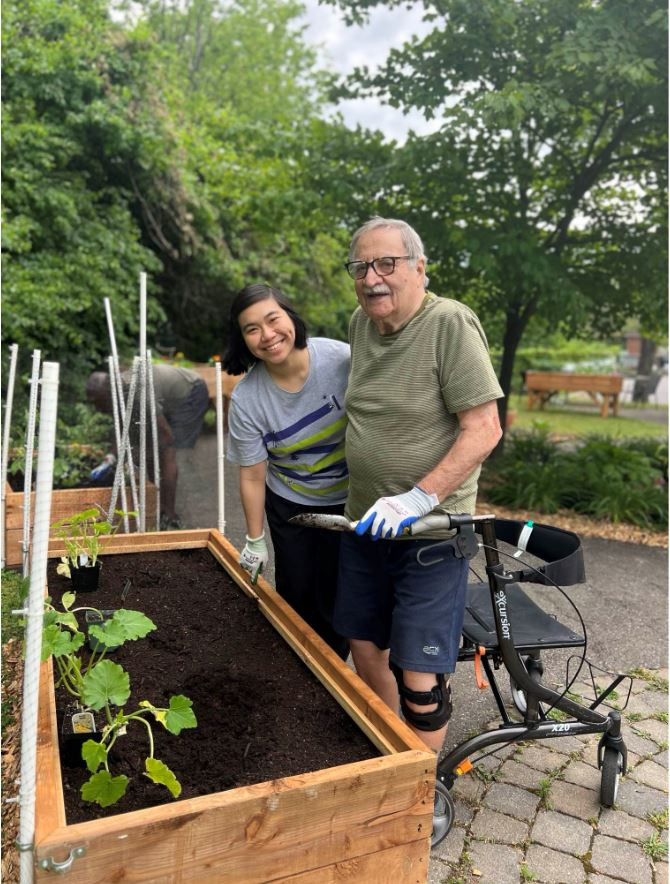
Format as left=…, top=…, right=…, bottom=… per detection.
left=431, top=780, right=455, bottom=848
left=509, top=655, right=546, bottom=717
left=600, top=747, right=623, bottom=806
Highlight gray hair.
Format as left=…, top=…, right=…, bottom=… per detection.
left=349, top=217, right=429, bottom=288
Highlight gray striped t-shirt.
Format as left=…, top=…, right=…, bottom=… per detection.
left=345, top=294, right=502, bottom=534
left=227, top=337, right=350, bottom=505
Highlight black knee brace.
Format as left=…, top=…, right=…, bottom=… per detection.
left=390, top=662, right=453, bottom=732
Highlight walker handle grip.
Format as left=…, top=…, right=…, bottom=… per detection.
left=406, top=513, right=476, bottom=535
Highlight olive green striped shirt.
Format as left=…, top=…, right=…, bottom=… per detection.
left=344, top=294, right=502, bottom=536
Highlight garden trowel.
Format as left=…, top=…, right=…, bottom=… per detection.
left=289, top=513, right=458, bottom=535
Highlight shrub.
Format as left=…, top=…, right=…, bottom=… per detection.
left=483, top=430, right=668, bottom=529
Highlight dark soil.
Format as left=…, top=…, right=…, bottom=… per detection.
left=46, top=549, right=379, bottom=824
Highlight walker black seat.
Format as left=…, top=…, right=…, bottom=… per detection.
left=462, top=581, right=585, bottom=653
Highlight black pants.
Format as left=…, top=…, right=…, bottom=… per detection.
left=264, top=486, right=349, bottom=660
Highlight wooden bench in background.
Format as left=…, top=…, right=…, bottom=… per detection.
left=525, top=371, right=623, bottom=418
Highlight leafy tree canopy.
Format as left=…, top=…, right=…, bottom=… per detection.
left=326, top=0, right=668, bottom=414
left=2, top=0, right=388, bottom=418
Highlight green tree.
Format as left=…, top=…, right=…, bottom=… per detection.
left=130, top=0, right=389, bottom=355
left=2, top=0, right=167, bottom=407
left=327, top=0, right=668, bottom=426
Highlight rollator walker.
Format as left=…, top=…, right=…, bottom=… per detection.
left=291, top=511, right=630, bottom=848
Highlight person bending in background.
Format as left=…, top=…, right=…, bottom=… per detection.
left=223, top=283, right=350, bottom=660
left=334, top=216, right=503, bottom=754
left=86, top=364, right=209, bottom=529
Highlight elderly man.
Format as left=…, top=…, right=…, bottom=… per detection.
left=86, top=364, right=209, bottom=529
left=333, top=217, right=503, bottom=755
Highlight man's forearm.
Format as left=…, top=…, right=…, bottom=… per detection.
left=418, top=400, right=502, bottom=503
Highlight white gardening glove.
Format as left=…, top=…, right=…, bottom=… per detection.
left=239, top=532, right=269, bottom=583
left=354, top=486, right=439, bottom=540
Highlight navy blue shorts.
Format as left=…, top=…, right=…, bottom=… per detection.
left=333, top=533, right=469, bottom=673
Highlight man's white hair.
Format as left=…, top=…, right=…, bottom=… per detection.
left=349, top=217, right=429, bottom=288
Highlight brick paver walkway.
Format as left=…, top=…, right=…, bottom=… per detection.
left=429, top=669, right=668, bottom=884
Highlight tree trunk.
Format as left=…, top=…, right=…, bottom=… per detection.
left=633, top=337, right=658, bottom=402
left=491, top=306, right=531, bottom=456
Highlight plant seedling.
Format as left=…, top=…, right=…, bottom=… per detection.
left=52, top=506, right=132, bottom=573
left=42, top=590, right=197, bottom=807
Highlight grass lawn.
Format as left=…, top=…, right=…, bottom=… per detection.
left=508, top=394, right=668, bottom=439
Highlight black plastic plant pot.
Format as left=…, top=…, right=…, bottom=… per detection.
left=60, top=703, right=100, bottom=768
left=70, top=560, right=101, bottom=593
left=85, top=609, right=119, bottom=653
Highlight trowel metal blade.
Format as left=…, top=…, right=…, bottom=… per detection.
left=288, top=513, right=356, bottom=531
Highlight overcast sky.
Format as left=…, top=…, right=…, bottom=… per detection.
left=298, top=1, right=441, bottom=143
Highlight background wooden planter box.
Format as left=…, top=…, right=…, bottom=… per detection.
left=35, top=530, right=435, bottom=883
left=3, top=481, right=157, bottom=567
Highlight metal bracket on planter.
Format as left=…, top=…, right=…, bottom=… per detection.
left=39, top=846, right=87, bottom=874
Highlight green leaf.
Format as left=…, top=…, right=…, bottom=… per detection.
left=61, top=592, right=76, bottom=610
left=81, top=771, right=128, bottom=807
left=54, top=611, right=79, bottom=632
left=81, top=739, right=107, bottom=773
left=81, top=660, right=130, bottom=710
left=41, top=624, right=85, bottom=661
left=142, top=695, right=197, bottom=735
left=89, top=621, right=124, bottom=647
left=144, top=757, right=181, bottom=798
left=112, top=609, right=156, bottom=641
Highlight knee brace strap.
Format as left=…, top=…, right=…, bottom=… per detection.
left=390, top=663, right=453, bottom=732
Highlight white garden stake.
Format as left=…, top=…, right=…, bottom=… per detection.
left=1, top=342, right=19, bottom=569
left=146, top=350, right=161, bottom=530
left=108, top=356, right=129, bottom=533
left=21, top=349, right=41, bottom=576
left=215, top=362, right=225, bottom=535
left=108, top=357, right=140, bottom=522
left=104, top=297, right=139, bottom=527
left=138, top=272, right=147, bottom=532
left=17, top=361, right=59, bottom=884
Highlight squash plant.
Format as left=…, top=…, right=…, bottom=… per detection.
left=42, top=590, right=197, bottom=808
left=52, top=506, right=121, bottom=573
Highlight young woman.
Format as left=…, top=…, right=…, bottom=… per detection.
left=223, top=284, right=350, bottom=659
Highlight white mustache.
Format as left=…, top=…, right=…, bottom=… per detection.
left=363, top=284, right=391, bottom=296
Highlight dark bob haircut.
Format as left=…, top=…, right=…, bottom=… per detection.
left=222, top=284, right=308, bottom=375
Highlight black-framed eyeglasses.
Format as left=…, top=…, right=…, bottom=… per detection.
left=344, top=255, right=412, bottom=280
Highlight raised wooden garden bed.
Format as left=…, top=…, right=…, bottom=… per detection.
left=34, top=530, right=435, bottom=882
left=3, top=481, right=157, bottom=567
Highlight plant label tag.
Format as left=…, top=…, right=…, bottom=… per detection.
left=79, top=553, right=90, bottom=567
left=71, top=711, right=96, bottom=734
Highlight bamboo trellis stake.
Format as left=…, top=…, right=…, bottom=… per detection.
left=146, top=350, right=161, bottom=530
left=21, top=350, right=41, bottom=576
left=1, top=342, right=19, bottom=569
left=108, top=357, right=140, bottom=521
left=138, top=272, right=147, bottom=532
left=103, top=297, right=139, bottom=528
left=17, top=360, right=59, bottom=884
left=107, top=357, right=130, bottom=533
left=216, top=362, right=225, bottom=535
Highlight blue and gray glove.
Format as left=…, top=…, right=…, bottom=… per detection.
left=354, top=485, right=439, bottom=540
left=239, top=532, right=269, bottom=583
left=90, top=453, right=116, bottom=481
